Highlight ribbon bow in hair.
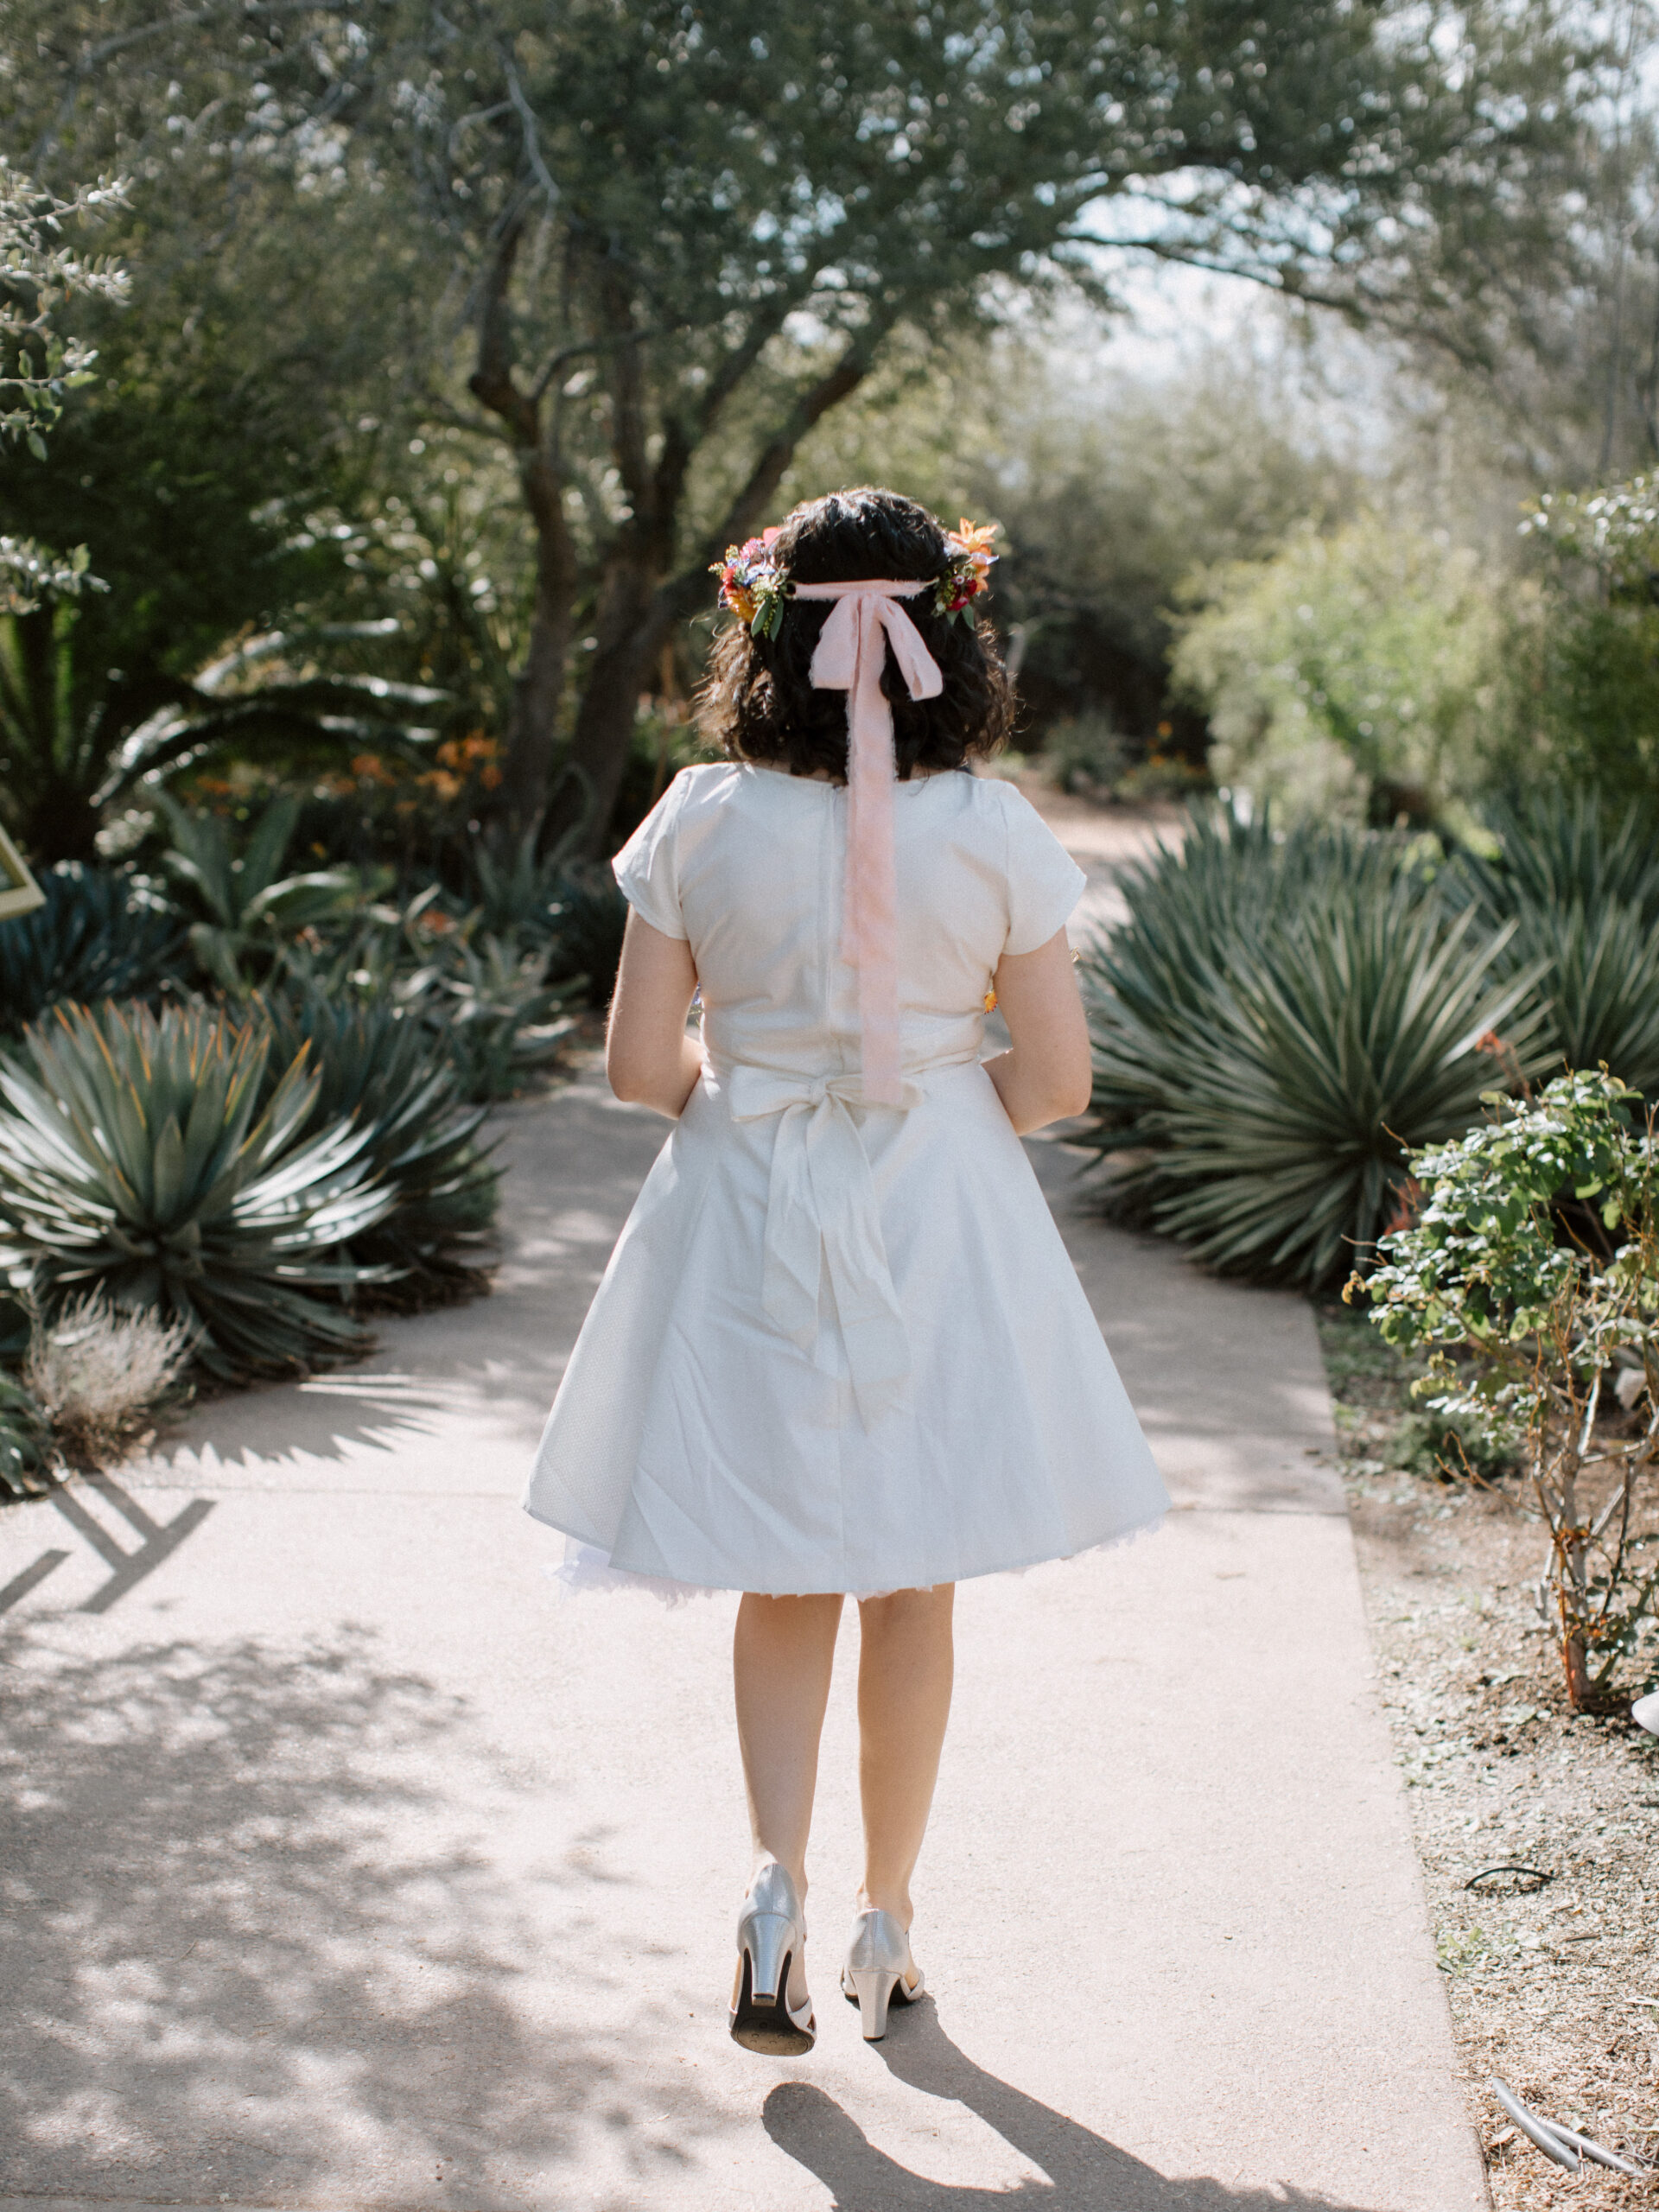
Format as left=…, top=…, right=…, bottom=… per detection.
left=792, top=579, right=943, bottom=1106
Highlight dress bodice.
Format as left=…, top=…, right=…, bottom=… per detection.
left=613, top=761, right=1083, bottom=1082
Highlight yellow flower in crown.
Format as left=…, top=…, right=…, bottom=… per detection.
left=936, top=518, right=999, bottom=623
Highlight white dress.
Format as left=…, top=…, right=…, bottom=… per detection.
left=523, top=761, right=1168, bottom=1595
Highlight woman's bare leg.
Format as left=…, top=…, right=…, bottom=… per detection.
left=855, top=1584, right=956, bottom=1935
left=733, top=1591, right=843, bottom=2000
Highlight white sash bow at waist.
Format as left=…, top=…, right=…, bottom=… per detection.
left=724, top=1062, right=925, bottom=1427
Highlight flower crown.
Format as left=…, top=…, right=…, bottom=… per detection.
left=712, top=518, right=998, bottom=638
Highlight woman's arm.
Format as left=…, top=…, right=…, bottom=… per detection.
left=982, top=927, right=1093, bottom=1135
left=606, top=910, right=703, bottom=1116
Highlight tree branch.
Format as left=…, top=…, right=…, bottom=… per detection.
left=466, top=209, right=538, bottom=449
left=648, top=315, right=899, bottom=636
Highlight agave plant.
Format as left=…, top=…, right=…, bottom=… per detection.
left=159, top=791, right=360, bottom=993
left=0, top=1366, right=49, bottom=1497
left=250, top=983, right=499, bottom=1301
left=0, top=1001, right=393, bottom=1378
left=461, top=830, right=625, bottom=1006
left=464, top=825, right=570, bottom=942
left=1080, top=808, right=1548, bottom=1287
left=421, top=931, right=582, bottom=1100
left=275, top=881, right=581, bottom=1103
left=1446, top=794, right=1659, bottom=1096
left=0, top=861, right=186, bottom=1031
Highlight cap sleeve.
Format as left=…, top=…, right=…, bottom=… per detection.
left=611, top=773, right=690, bottom=941
left=1001, top=785, right=1087, bottom=955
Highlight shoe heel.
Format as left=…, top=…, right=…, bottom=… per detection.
left=741, top=1911, right=794, bottom=2005
left=847, top=1964, right=901, bottom=2041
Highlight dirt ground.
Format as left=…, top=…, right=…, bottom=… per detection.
left=1320, top=1304, right=1659, bottom=2205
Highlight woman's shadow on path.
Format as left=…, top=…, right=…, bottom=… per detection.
left=766, top=1996, right=1391, bottom=2212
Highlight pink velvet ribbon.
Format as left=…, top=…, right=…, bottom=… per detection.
left=792, top=579, right=943, bottom=1107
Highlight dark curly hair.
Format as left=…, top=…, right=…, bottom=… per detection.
left=696, top=487, right=1014, bottom=781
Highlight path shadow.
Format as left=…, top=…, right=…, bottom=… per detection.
left=0, top=1619, right=714, bottom=2204
left=766, top=1999, right=1391, bottom=2212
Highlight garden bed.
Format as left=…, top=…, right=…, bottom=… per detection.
left=1323, top=1304, right=1659, bottom=2205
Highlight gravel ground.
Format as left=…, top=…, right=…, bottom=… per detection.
left=1320, top=1303, right=1659, bottom=2207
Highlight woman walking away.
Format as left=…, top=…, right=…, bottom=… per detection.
left=523, top=486, right=1167, bottom=2054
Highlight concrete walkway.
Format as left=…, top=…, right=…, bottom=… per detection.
left=0, top=1074, right=1486, bottom=2212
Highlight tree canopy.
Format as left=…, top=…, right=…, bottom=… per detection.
left=0, top=0, right=1609, bottom=849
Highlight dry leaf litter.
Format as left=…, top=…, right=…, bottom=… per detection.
left=1320, top=1302, right=1659, bottom=2209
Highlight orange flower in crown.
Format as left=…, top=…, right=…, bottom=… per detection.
left=935, top=518, right=999, bottom=623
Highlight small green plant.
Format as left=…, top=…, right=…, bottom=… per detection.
left=543, top=863, right=628, bottom=1007
left=1352, top=1070, right=1659, bottom=1708
left=0, top=1001, right=393, bottom=1379
left=463, top=825, right=572, bottom=943
left=422, top=931, right=581, bottom=1100
left=1391, top=1406, right=1520, bottom=1485
left=276, top=882, right=582, bottom=1100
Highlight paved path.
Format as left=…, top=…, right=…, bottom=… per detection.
left=0, top=1071, right=1486, bottom=2212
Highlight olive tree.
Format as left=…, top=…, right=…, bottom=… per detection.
left=12, top=0, right=1604, bottom=850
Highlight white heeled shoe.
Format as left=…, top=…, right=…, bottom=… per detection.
left=841, top=1906, right=925, bottom=2041
left=730, top=1862, right=816, bottom=2055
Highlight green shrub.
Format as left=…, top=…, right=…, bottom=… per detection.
left=1044, top=715, right=1130, bottom=799
left=420, top=931, right=581, bottom=1100
left=462, top=826, right=569, bottom=943
left=1080, top=809, right=1547, bottom=1287
left=1446, top=794, right=1659, bottom=1096
left=0, top=1001, right=391, bottom=1379
left=1516, top=478, right=1659, bottom=810
left=275, top=878, right=582, bottom=1100
left=1353, top=1070, right=1659, bottom=1707
left=1171, top=516, right=1506, bottom=831
left=0, top=862, right=185, bottom=1030
left=251, top=983, right=499, bottom=1300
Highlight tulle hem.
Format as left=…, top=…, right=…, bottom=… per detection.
left=546, top=1515, right=1166, bottom=1607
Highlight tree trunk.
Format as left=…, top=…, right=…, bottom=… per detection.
left=467, top=211, right=578, bottom=848
left=544, top=546, right=661, bottom=854
left=496, top=445, right=577, bottom=845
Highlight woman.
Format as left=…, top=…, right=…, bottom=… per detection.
left=524, top=487, right=1167, bottom=2053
